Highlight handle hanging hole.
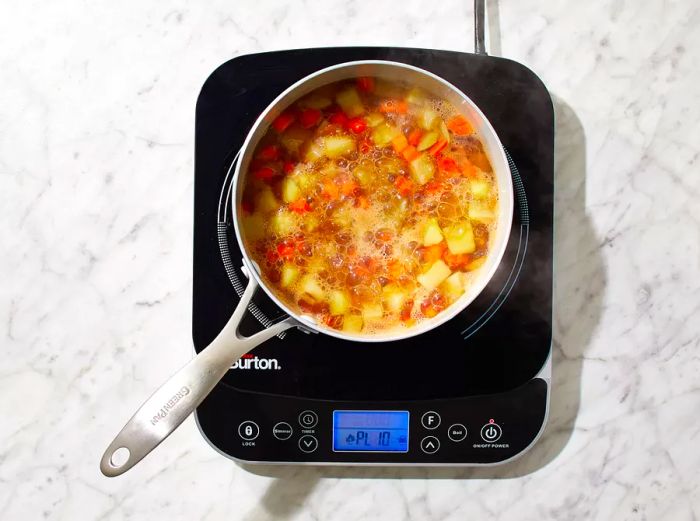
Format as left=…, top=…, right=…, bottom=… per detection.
left=109, top=447, right=130, bottom=468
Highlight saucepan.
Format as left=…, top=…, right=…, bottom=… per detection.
left=100, top=60, right=513, bottom=477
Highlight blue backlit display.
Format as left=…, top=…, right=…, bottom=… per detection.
left=332, top=411, right=409, bottom=452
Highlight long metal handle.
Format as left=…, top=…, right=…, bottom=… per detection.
left=99, top=277, right=298, bottom=477
left=474, top=0, right=487, bottom=55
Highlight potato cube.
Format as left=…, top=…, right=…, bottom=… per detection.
left=256, top=188, right=278, bottom=214
left=422, top=218, right=444, bottom=246
left=371, top=123, right=400, bottom=147
left=329, top=290, right=351, bottom=315
left=365, top=112, right=385, bottom=127
left=468, top=202, right=495, bottom=223
left=352, top=161, right=376, bottom=186
left=405, top=87, right=426, bottom=106
left=444, top=220, right=476, bottom=254
left=361, top=303, right=384, bottom=321
left=304, top=141, right=324, bottom=162
left=342, top=314, right=364, bottom=333
left=409, top=154, right=435, bottom=185
left=417, top=260, right=452, bottom=290
left=418, top=108, right=438, bottom=130
left=270, top=209, right=296, bottom=236
left=383, top=286, right=407, bottom=312
left=280, top=264, right=299, bottom=288
left=281, top=177, right=301, bottom=203
left=467, top=257, right=487, bottom=271
left=336, top=87, right=364, bottom=117
left=441, top=272, right=466, bottom=298
left=299, top=275, right=324, bottom=301
left=280, top=125, right=312, bottom=154
left=417, top=131, right=439, bottom=151
left=471, top=179, right=491, bottom=199
left=321, top=135, right=356, bottom=158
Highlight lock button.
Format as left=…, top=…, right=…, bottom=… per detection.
left=238, top=420, right=260, bottom=441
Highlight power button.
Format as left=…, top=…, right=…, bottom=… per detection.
left=480, top=421, right=502, bottom=443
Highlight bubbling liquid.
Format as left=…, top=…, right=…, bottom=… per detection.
left=240, top=77, right=499, bottom=335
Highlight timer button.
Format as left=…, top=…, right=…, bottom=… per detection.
left=272, top=422, right=293, bottom=440
left=420, top=436, right=440, bottom=454
left=238, top=420, right=259, bottom=441
left=448, top=424, right=467, bottom=442
left=480, top=421, right=502, bottom=443
left=298, top=410, right=318, bottom=428
left=298, top=435, right=318, bottom=453
left=421, top=411, right=441, bottom=430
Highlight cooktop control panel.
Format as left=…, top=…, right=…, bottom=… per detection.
left=197, top=377, right=547, bottom=464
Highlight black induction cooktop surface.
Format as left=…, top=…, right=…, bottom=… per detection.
left=194, top=47, right=552, bottom=399
left=193, top=47, right=553, bottom=465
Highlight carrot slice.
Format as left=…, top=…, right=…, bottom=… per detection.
left=394, top=175, right=414, bottom=196
left=391, top=134, right=408, bottom=153
left=428, top=139, right=448, bottom=156
left=401, top=145, right=420, bottom=162
left=437, top=156, right=459, bottom=173
left=446, top=115, right=473, bottom=135
left=407, top=128, right=422, bottom=146
left=379, top=99, right=408, bottom=114
left=419, top=243, right=446, bottom=263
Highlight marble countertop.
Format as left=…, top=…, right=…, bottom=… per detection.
left=2, top=0, right=699, bottom=519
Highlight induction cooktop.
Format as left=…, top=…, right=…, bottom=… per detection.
left=193, top=47, right=553, bottom=465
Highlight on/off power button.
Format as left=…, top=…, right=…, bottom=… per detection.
left=480, top=420, right=502, bottom=443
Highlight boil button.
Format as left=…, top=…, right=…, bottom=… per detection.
left=448, top=424, right=467, bottom=442
left=480, top=421, right=502, bottom=443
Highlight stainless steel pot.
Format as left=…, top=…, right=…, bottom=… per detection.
left=100, top=60, right=513, bottom=477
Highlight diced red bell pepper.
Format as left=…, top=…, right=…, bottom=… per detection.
left=329, top=109, right=349, bottom=127
left=241, top=199, right=254, bottom=214
left=400, top=298, right=414, bottom=322
left=272, top=111, right=295, bottom=133
left=428, top=139, right=448, bottom=156
left=358, top=138, right=372, bottom=154
left=276, top=240, right=295, bottom=259
left=347, top=117, right=367, bottom=134
left=283, top=161, right=296, bottom=175
left=253, top=166, right=276, bottom=181
left=300, top=108, right=322, bottom=129
left=257, top=144, right=280, bottom=162
left=288, top=199, right=311, bottom=213
left=356, top=77, right=375, bottom=93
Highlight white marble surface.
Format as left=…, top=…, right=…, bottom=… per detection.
left=1, top=0, right=699, bottom=519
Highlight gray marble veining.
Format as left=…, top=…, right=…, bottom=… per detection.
left=1, top=0, right=698, bottom=519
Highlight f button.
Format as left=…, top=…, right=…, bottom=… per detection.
left=421, top=411, right=441, bottom=430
